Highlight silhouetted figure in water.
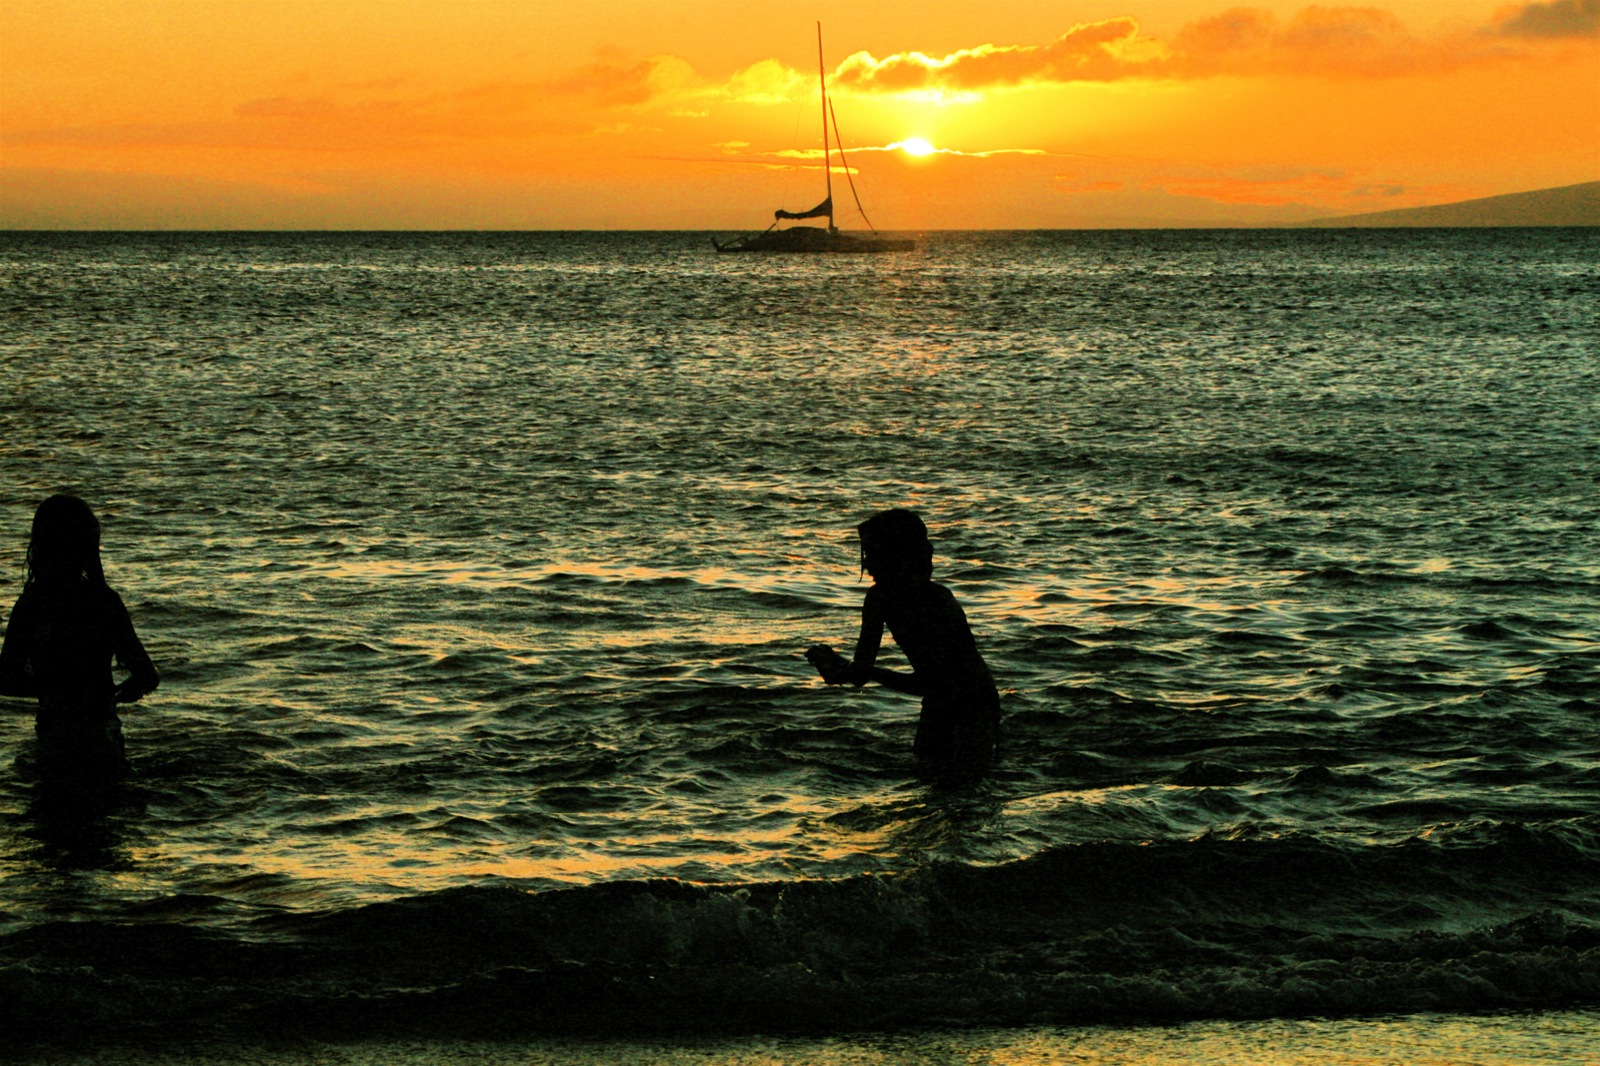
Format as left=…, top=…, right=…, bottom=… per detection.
left=0, top=495, right=158, bottom=784
left=808, top=509, right=1000, bottom=775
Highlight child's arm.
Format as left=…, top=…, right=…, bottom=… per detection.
left=0, top=596, right=39, bottom=700
left=806, top=645, right=850, bottom=683
left=108, top=590, right=159, bottom=703
left=850, top=659, right=924, bottom=696
left=846, top=591, right=926, bottom=696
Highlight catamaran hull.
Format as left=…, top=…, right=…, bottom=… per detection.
left=713, top=228, right=915, bottom=254
left=717, top=27, right=912, bottom=254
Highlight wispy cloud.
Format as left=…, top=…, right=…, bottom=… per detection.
left=9, top=4, right=1590, bottom=167
left=772, top=5, right=1595, bottom=97
left=4, top=77, right=593, bottom=154
left=721, top=60, right=808, bottom=105
left=1490, top=0, right=1600, bottom=38
left=1139, top=168, right=1471, bottom=211
left=547, top=54, right=695, bottom=106
left=227, top=81, right=585, bottom=145
left=830, top=18, right=1165, bottom=92
left=867, top=141, right=1050, bottom=158
left=1172, top=6, right=1444, bottom=77
left=1055, top=176, right=1124, bottom=194
left=193, top=2, right=1591, bottom=149
left=726, top=142, right=1052, bottom=163
left=1152, top=169, right=1356, bottom=205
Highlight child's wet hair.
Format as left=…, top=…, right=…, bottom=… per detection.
left=857, top=508, right=934, bottom=581
left=27, top=494, right=106, bottom=586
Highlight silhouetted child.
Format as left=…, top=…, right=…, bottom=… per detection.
left=0, top=495, right=158, bottom=779
left=808, top=509, right=1000, bottom=774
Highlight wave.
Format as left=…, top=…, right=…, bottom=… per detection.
left=8, top=228, right=1600, bottom=1052
left=5, top=830, right=1596, bottom=1045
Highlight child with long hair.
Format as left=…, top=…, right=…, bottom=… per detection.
left=0, top=495, right=158, bottom=778
left=808, top=509, right=1000, bottom=774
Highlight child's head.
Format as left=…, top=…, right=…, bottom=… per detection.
left=857, top=508, right=933, bottom=583
left=27, top=494, right=105, bottom=586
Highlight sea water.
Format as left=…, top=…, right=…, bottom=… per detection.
left=0, top=229, right=1596, bottom=1047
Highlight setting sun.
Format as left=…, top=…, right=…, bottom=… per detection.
left=900, top=138, right=937, bottom=157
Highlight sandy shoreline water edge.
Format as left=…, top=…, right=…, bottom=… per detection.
left=10, top=1010, right=1598, bottom=1065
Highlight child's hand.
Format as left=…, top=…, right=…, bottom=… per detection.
left=113, top=680, right=145, bottom=704
left=806, top=645, right=851, bottom=685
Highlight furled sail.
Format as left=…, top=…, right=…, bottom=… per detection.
left=775, top=197, right=832, bottom=221
left=710, top=23, right=914, bottom=253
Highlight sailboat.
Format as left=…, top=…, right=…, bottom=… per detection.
left=714, top=24, right=915, bottom=254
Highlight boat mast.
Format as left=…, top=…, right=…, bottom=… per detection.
left=817, top=22, right=835, bottom=234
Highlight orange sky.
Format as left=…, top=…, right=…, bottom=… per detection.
left=2, top=0, right=1596, bottom=228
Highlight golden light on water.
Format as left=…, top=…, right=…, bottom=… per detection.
left=216, top=794, right=909, bottom=891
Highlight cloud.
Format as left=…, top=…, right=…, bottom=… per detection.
left=547, top=55, right=695, bottom=106
left=227, top=82, right=589, bottom=146
left=543, top=53, right=803, bottom=113
left=1153, top=170, right=1353, bottom=205
left=830, top=18, right=1167, bottom=92
left=823, top=9, right=1447, bottom=94
left=1170, top=6, right=1450, bottom=78
left=722, top=141, right=1049, bottom=164
left=1172, top=4, right=1599, bottom=77
left=1141, top=168, right=1472, bottom=212
left=722, top=59, right=807, bottom=105
left=1055, top=177, right=1124, bottom=194
left=768, top=4, right=1596, bottom=98
left=3, top=80, right=589, bottom=156
left=867, top=141, right=1050, bottom=158
left=1490, top=0, right=1600, bottom=38
left=17, top=3, right=1585, bottom=169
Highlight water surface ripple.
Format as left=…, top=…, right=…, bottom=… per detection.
left=1, top=230, right=1596, bottom=1040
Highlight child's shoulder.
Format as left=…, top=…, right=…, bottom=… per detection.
left=24, top=580, right=129, bottom=614
left=867, top=578, right=951, bottom=604
left=97, top=583, right=132, bottom=614
left=3, top=588, right=31, bottom=627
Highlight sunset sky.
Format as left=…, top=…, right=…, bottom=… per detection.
left=2, top=0, right=1596, bottom=229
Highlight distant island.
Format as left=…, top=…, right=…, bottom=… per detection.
left=1303, top=180, right=1599, bottom=227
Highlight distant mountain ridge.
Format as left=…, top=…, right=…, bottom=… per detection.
left=1304, top=181, right=1600, bottom=227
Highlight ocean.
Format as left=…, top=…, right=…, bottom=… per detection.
left=0, top=229, right=1596, bottom=1057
